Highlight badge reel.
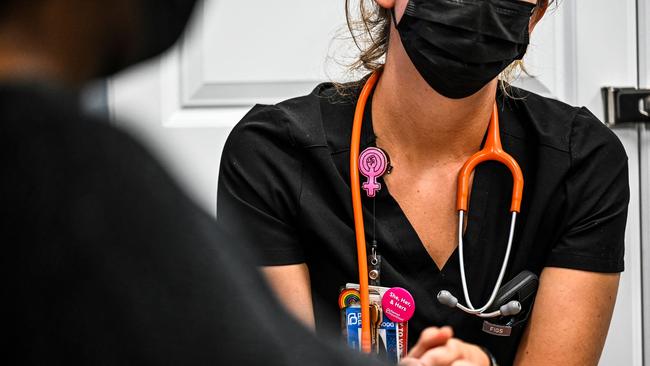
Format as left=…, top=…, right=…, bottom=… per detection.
left=339, top=147, right=415, bottom=363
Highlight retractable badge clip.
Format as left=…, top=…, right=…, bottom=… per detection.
left=368, top=240, right=381, bottom=286
left=359, top=147, right=390, bottom=197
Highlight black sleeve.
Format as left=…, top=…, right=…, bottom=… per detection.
left=217, top=105, right=305, bottom=265
left=545, top=108, right=629, bottom=272
left=10, top=119, right=384, bottom=366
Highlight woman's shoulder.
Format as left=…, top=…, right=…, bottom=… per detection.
left=226, top=82, right=358, bottom=152
left=504, top=86, right=626, bottom=162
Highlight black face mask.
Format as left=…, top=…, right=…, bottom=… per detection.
left=394, top=0, right=536, bottom=99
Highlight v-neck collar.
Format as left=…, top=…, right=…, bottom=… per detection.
left=356, top=89, right=493, bottom=276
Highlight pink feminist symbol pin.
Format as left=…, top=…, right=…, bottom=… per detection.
left=359, top=147, right=388, bottom=197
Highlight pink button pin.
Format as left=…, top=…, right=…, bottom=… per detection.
left=359, top=147, right=388, bottom=197
left=382, top=287, right=416, bottom=323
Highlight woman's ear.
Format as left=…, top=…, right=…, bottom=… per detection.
left=375, top=0, right=395, bottom=9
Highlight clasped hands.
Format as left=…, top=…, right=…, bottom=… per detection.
left=400, top=327, right=491, bottom=366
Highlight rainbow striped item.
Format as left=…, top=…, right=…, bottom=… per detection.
left=338, top=289, right=361, bottom=309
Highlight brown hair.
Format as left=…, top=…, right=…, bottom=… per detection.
left=344, top=0, right=555, bottom=80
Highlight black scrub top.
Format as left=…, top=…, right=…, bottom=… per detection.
left=217, top=79, right=629, bottom=365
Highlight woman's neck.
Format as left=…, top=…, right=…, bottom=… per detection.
left=372, top=35, right=497, bottom=166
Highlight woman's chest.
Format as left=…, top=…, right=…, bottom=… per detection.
left=299, top=151, right=567, bottom=356
left=382, top=166, right=461, bottom=270
left=297, top=151, right=566, bottom=292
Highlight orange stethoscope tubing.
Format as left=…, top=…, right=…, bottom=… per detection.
left=457, top=103, right=524, bottom=214
left=454, top=99, right=524, bottom=317
left=350, top=70, right=381, bottom=353
left=350, top=70, right=525, bottom=352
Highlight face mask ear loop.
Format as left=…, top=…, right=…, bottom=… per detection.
left=391, top=7, right=398, bottom=27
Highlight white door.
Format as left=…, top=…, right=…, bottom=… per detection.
left=108, top=1, right=647, bottom=364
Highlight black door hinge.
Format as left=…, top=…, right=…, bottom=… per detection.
left=602, top=87, right=650, bottom=126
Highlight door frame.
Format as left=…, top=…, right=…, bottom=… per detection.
left=639, top=0, right=650, bottom=364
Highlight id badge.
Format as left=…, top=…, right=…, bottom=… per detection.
left=339, top=284, right=409, bottom=363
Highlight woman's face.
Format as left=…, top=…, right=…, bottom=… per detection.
left=383, top=0, right=543, bottom=98
left=390, top=0, right=541, bottom=28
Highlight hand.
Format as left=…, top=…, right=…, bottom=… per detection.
left=400, top=327, right=490, bottom=366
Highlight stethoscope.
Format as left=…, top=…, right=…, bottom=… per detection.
left=350, top=70, right=525, bottom=353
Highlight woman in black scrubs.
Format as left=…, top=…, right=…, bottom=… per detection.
left=217, top=0, right=629, bottom=365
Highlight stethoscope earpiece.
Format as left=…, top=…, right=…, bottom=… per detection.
left=499, top=300, right=522, bottom=317
left=437, top=290, right=458, bottom=308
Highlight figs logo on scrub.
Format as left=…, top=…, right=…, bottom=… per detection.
left=382, top=287, right=415, bottom=323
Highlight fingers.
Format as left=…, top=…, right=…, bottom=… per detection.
left=419, top=339, right=462, bottom=366
left=406, top=328, right=489, bottom=366
left=451, top=361, right=480, bottom=366
left=399, top=357, right=425, bottom=366
left=408, top=326, right=454, bottom=358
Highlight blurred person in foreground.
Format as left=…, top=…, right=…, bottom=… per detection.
left=0, top=0, right=476, bottom=365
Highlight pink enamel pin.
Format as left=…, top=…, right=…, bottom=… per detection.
left=359, top=147, right=388, bottom=197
